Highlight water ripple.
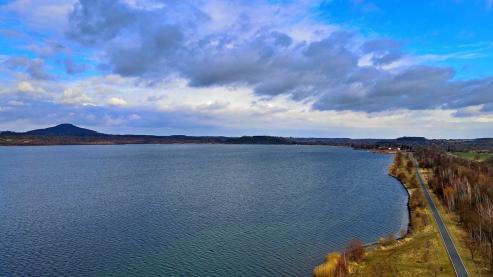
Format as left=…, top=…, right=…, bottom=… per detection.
left=0, top=144, right=408, bottom=276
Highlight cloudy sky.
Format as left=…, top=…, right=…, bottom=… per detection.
left=1, top=0, right=493, bottom=138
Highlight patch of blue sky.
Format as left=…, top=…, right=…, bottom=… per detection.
left=1, top=28, right=100, bottom=80
left=0, top=0, right=13, bottom=6
left=315, top=0, right=493, bottom=80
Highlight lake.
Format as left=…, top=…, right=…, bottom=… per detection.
left=0, top=144, right=408, bottom=276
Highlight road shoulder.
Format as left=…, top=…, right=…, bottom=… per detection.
left=419, top=168, right=490, bottom=277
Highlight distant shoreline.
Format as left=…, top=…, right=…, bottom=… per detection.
left=2, top=124, right=493, bottom=152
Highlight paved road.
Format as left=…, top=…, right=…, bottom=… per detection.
left=412, top=157, right=469, bottom=277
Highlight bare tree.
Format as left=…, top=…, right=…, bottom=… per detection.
left=345, top=239, right=365, bottom=262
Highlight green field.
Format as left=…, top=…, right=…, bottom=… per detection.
left=451, top=151, right=493, bottom=161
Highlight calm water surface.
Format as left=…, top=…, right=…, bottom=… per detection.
left=0, top=144, right=408, bottom=276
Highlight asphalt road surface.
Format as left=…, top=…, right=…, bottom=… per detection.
left=412, top=157, right=469, bottom=277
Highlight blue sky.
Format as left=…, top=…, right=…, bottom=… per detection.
left=1, top=0, right=493, bottom=138
left=318, top=0, right=493, bottom=79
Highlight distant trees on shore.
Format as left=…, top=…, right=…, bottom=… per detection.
left=391, top=152, right=428, bottom=232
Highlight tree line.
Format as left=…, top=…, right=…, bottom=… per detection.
left=415, top=148, right=493, bottom=271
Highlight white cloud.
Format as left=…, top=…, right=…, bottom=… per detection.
left=30, top=74, right=487, bottom=138
left=15, top=81, right=45, bottom=93
left=108, top=97, right=127, bottom=106
left=2, top=0, right=493, bottom=138
left=4, top=0, right=76, bottom=31
left=59, top=87, right=92, bottom=105
left=16, top=81, right=36, bottom=93
left=2, top=72, right=493, bottom=138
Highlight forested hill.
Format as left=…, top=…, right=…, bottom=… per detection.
left=1, top=124, right=493, bottom=151
left=26, top=123, right=104, bottom=136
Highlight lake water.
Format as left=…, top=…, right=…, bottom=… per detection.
left=0, top=144, right=408, bottom=276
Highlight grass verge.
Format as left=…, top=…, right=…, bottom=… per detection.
left=347, top=152, right=454, bottom=276
left=420, top=168, right=492, bottom=277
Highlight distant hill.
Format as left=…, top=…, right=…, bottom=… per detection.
left=24, top=124, right=105, bottom=137
left=225, top=136, right=295, bottom=144
left=396, top=136, right=427, bottom=143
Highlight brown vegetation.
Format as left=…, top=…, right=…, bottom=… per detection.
left=314, top=252, right=348, bottom=277
left=314, top=239, right=366, bottom=277
left=347, top=151, right=454, bottom=276
left=391, top=152, right=429, bottom=233
left=345, top=239, right=366, bottom=263
left=415, top=148, right=493, bottom=272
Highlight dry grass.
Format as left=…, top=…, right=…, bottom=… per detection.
left=350, top=153, right=454, bottom=276
left=314, top=252, right=344, bottom=277
left=352, top=208, right=454, bottom=276
left=420, top=169, right=492, bottom=277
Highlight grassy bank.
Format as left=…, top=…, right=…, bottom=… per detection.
left=314, top=152, right=454, bottom=277
left=451, top=151, right=493, bottom=161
